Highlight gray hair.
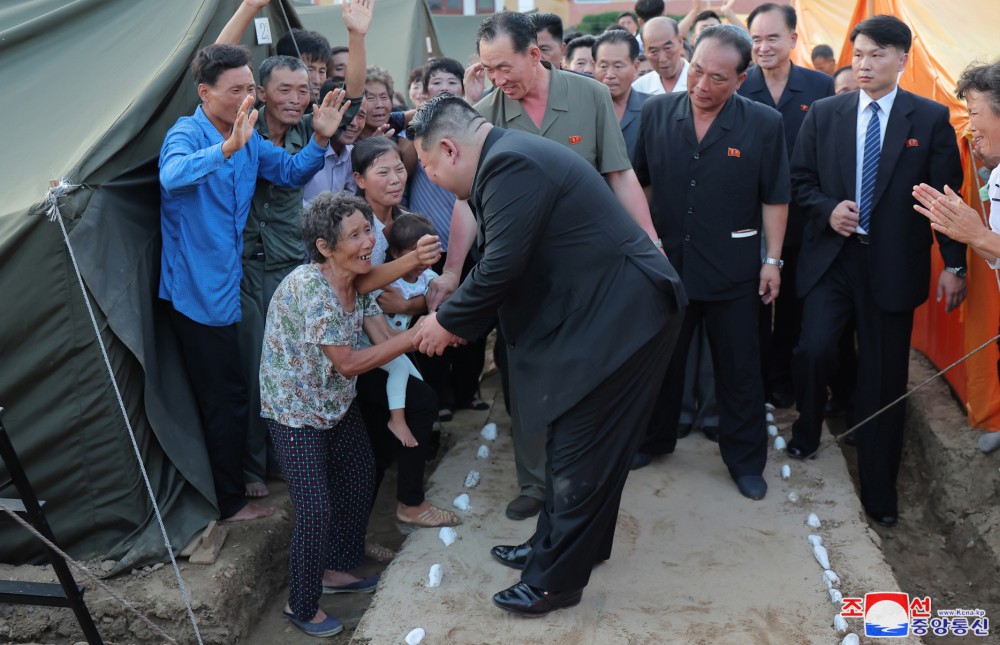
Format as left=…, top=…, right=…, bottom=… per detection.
left=956, top=59, right=1000, bottom=117
left=301, top=192, right=374, bottom=263
left=406, top=93, right=486, bottom=150
left=259, top=55, right=308, bottom=89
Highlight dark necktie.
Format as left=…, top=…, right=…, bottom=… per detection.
left=859, top=102, right=882, bottom=232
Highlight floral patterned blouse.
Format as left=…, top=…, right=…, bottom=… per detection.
left=260, top=263, right=382, bottom=428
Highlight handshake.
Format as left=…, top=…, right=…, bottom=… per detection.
left=410, top=313, right=468, bottom=356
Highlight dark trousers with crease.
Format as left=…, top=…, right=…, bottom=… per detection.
left=521, top=321, right=679, bottom=592
left=792, top=238, right=913, bottom=516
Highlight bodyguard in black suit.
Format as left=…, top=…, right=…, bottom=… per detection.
left=408, top=95, right=687, bottom=616
left=788, top=16, right=966, bottom=526
left=633, top=25, right=790, bottom=500
left=739, top=4, right=835, bottom=406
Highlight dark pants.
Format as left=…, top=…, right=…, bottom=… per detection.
left=679, top=322, right=719, bottom=429
left=267, top=404, right=373, bottom=621
left=418, top=337, right=487, bottom=410
left=641, top=291, right=768, bottom=478
left=355, top=370, right=437, bottom=506
left=792, top=238, right=913, bottom=516
left=521, top=325, right=678, bottom=592
left=759, top=246, right=802, bottom=401
left=167, top=306, right=247, bottom=519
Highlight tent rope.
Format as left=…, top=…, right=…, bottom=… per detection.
left=275, top=0, right=300, bottom=58
left=0, top=502, right=179, bottom=644
left=43, top=179, right=204, bottom=645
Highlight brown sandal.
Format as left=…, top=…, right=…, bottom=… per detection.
left=396, top=504, right=460, bottom=529
left=365, top=541, right=397, bottom=562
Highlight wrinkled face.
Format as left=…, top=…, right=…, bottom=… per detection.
left=355, top=150, right=407, bottom=209
left=409, top=79, right=426, bottom=108
left=687, top=38, right=746, bottom=113
left=566, top=46, right=595, bottom=76
left=479, top=34, right=541, bottom=101
left=325, top=211, right=375, bottom=274
left=426, top=70, right=463, bottom=98
left=301, top=55, right=327, bottom=103
left=535, top=29, right=564, bottom=68
left=852, top=34, right=907, bottom=99
left=617, top=16, right=638, bottom=35
left=643, top=22, right=683, bottom=81
left=750, top=9, right=796, bottom=71
left=260, top=66, right=310, bottom=127
left=967, top=91, right=1000, bottom=160
left=595, top=42, right=638, bottom=100
left=416, top=137, right=473, bottom=200
left=199, top=65, right=256, bottom=129
left=328, top=51, right=349, bottom=81
left=693, top=17, right=721, bottom=39
left=364, top=81, right=393, bottom=129
left=834, top=70, right=858, bottom=95
left=339, top=97, right=368, bottom=145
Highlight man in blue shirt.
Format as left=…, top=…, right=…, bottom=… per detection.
left=159, top=42, right=349, bottom=521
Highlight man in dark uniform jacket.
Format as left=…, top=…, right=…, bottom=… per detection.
left=739, top=3, right=835, bottom=407
left=633, top=25, right=790, bottom=501
left=788, top=15, right=966, bottom=526
left=409, top=94, right=687, bottom=616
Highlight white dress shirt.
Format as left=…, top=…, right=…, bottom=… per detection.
left=632, top=59, right=689, bottom=96
left=854, top=87, right=898, bottom=234
left=988, top=165, right=1000, bottom=269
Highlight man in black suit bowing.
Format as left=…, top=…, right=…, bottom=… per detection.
left=788, top=15, right=967, bottom=526
left=409, top=94, right=687, bottom=616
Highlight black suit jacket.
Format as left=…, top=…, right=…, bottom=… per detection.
left=437, top=128, right=687, bottom=431
left=739, top=63, right=835, bottom=246
left=792, top=89, right=965, bottom=312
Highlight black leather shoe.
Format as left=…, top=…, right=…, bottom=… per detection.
left=491, top=542, right=532, bottom=570
left=492, top=582, right=583, bottom=617
left=866, top=510, right=898, bottom=527
left=702, top=426, right=720, bottom=442
left=505, top=495, right=544, bottom=520
left=734, top=475, right=767, bottom=500
left=785, top=442, right=816, bottom=460
left=769, top=391, right=795, bottom=409
left=630, top=452, right=653, bottom=470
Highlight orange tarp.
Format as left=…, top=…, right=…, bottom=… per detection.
left=793, top=0, right=1000, bottom=430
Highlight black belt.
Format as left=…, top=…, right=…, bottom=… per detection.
left=850, top=233, right=870, bottom=245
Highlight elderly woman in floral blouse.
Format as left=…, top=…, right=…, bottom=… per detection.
left=259, top=192, right=439, bottom=637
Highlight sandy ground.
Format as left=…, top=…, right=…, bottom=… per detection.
left=350, top=377, right=904, bottom=645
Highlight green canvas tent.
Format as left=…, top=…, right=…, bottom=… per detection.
left=297, top=0, right=442, bottom=103
left=0, top=0, right=305, bottom=571
left=432, top=14, right=485, bottom=67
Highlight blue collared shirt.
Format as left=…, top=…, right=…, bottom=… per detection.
left=159, top=105, right=326, bottom=325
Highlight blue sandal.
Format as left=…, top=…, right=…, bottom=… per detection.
left=282, top=611, right=344, bottom=638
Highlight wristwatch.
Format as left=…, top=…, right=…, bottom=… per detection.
left=944, top=266, right=967, bottom=278
left=763, top=257, right=784, bottom=270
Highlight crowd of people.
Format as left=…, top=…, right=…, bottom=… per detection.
left=157, top=0, right=1000, bottom=635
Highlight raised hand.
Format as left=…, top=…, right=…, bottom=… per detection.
left=374, top=123, right=396, bottom=138
left=245, top=0, right=271, bottom=10
left=312, top=88, right=352, bottom=143
left=414, top=234, right=442, bottom=267
left=464, top=62, right=486, bottom=104
left=223, top=94, right=258, bottom=158
left=343, top=0, right=375, bottom=36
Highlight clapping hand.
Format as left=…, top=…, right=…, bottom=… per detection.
left=343, top=0, right=374, bottom=36
left=312, top=88, right=352, bottom=144
left=223, top=95, right=258, bottom=158
left=913, top=183, right=987, bottom=245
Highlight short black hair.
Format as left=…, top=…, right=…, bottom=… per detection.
left=566, top=35, right=596, bottom=62
left=422, top=57, right=466, bottom=94
left=319, top=78, right=344, bottom=103
left=747, top=3, right=797, bottom=32
left=634, top=0, right=665, bottom=23
left=695, top=24, right=752, bottom=75
left=478, top=10, right=536, bottom=55
left=850, top=14, right=911, bottom=53
left=302, top=192, right=374, bottom=263
left=407, top=93, right=486, bottom=150
left=192, top=44, right=251, bottom=87
left=408, top=66, right=425, bottom=87
left=530, top=12, right=563, bottom=42
left=618, top=11, right=639, bottom=23
left=258, top=55, right=308, bottom=90
left=812, top=44, right=835, bottom=60
left=956, top=60, right=1000, bottom=117
left=387, top=213, right=437, bottom=253
left=276, top=29, right=332, bottom=64
left=832, top=65, right=853, bottom=83
left=562, top=30, right=582, bottom=46
left=593, top=29, right=640, bottom=63
left=693, top=10, right=721, bottom=27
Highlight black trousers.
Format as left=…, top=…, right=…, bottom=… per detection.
left=521, top=323, right=679, bottom=592
left=167, top=306, right=248, bottom=519
left=791, top=238, right=913, bottom=516
left=759, top=246, right=802, bottom=400
left=640, top=291, right=768, bottom=477
left=355, top=369, right=437, bottom=507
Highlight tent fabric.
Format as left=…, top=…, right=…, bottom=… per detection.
left=789, top=0, right=1000, bottom=431
left=433, top=14, right=486, bottom=68
left=297, top=0, right=441, bottom=101
left=789, top=0, right=853, bottom=69
left=0, top=0, right=302, bottom=565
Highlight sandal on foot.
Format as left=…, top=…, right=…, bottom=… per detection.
left=396, top=505, right=460, bottom=529
left=365, top=541, right=397, bottom=562
left=282, top=611, right=343, bottom=637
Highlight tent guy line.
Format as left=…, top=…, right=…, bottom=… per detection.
left=44, top=178, right=205, bottom=645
